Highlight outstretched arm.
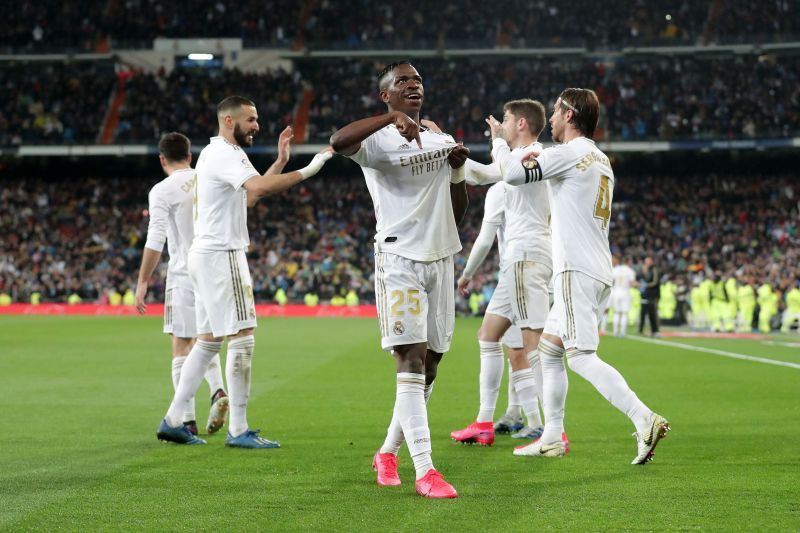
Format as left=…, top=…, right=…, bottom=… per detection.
left=244, top=147, right=334, bottom=206
left=464, top=159, right=502, bottom=186
left=330, top=111, right=421, bottom=156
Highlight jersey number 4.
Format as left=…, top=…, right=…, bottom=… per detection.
left=593, top=175, right=612, bottom=229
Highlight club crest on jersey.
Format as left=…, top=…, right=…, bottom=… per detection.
left=393, top=320, right=405, bottom=335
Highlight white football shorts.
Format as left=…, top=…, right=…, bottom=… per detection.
left=500, top=325, right=524, bottom=350
left=374, top=252, right=454, bottom=353
left=163, top=285, right=197, bottom=338
left=545, top=270, right=611, bottom=352
left=610, top=288, right=632, bottom=313
left=486, top=261, right=551, bottom=329
left=189, top=249, right=257, bottom=338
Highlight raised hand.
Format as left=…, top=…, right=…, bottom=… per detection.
left=485, top=115, right=504, bottom=142
left=276, top=126, right=294, bottom=164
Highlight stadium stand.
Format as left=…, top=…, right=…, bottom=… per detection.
left=1, top=170, right=796, bottom=319
left=3, top=54, right=797, bottom=145
left=1, top=0, right=798, bottom=331
left=0, top=61, right=116, bottom=145
left=114, top=66, right=303, bottom=143
left=3, top=0, right=796, bottom=52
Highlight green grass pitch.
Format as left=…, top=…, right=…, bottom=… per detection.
left=1, top=316, right=798, bottom=530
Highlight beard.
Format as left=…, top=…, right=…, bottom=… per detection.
left=233, top=123, right=253, bottom=147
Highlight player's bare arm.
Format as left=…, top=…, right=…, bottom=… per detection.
left=135, top=247, right=162, bottom=314
left=330, top=111, right=421, bottom=156
left=244, top=147, right=333, bottom=206
left=457, top=219, right=500, bottom=296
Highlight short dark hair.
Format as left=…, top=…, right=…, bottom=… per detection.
left=217, top=95, right=255, bottom=116
left=377, top=60, right=412, bottom=91
left=558, top=88, right=600, bottom=139
left=503, top=99, right=547, bottom=136
left=158, top=132, right=191, bottom=163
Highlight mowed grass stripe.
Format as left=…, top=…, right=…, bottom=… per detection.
left=627, top=335, right=800, bottom=369
left=0, top=317, right=379, bottom=529
left=1, top=317, right=798, bottom=530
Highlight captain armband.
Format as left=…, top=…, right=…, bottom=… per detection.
left=521, top=157, right=543, bottom=184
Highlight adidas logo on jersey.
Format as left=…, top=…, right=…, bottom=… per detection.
left=397, top=143, right=411, bottom=150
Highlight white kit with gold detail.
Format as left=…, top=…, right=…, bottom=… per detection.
left=349, top=125, right=462, bottom=352
left=145, top=167, right=198, bottom=337
left=189, top=136, right=260, bottom=337
left=492, top=136, right=615, bottom=352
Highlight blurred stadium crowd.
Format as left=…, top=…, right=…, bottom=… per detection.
left=3, top=54, right=799, bottom=146
left=2, top=0, right=796, bottom=52
left=1, top=0, right=799, bottom=332
left=1, top=171, right=797, bottom=330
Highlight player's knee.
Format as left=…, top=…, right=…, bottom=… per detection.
left=172, top=336, right=194, bottom=356
left=394, top=343, right=427, bottom=374
left=507, top=349, right=529, bottom=370
left=198, top=333, right=223, bottom=343
left=228, top=334, right=255, bottom=355
left=538, top=337, right=564, bottom=359
left=477, top=324, right=501, bottom=342
left=424, top=350, right=443, bottom=383
left=565, top=349, right=597, bottom=375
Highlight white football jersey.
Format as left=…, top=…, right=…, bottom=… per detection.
left=144, top=167, right=196, bottom=287
left=612, top=264, right=637, bottom=293
left=502, top=142, right=551, bottom=271
left=192, top=137, right=260, bottom=252
left=348, top=125, right=462, bottom=262
left=481, top=182, right=507, bottom=270
left=492, top=136, right=614, bottom=284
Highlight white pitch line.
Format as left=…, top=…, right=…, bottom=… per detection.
left=626, top=336, right=800, bottom=370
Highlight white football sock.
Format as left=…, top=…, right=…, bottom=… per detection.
left=394, top=373, right=434, bottom=479
left=505, top=362, right=521, bottom=418
left=165, top=340, right=220, bottom=427
left=171, top=355, right=196, bottom=423
left=538, top=338, right=568, bottom=444
left=379, top=381, right=434, bottom=456
left=567, top=350, right=653, bottom=433
left=527, top=349, right=543, bottom=414
left=226, top=335, right=255, bottom=438
left=511, top=368, right=542, bottom=428
left=620, top=314, right=629, bottom=337
left=204, top=353, right=225, bottom=395
left=477, top=341, right=503, bottom=422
